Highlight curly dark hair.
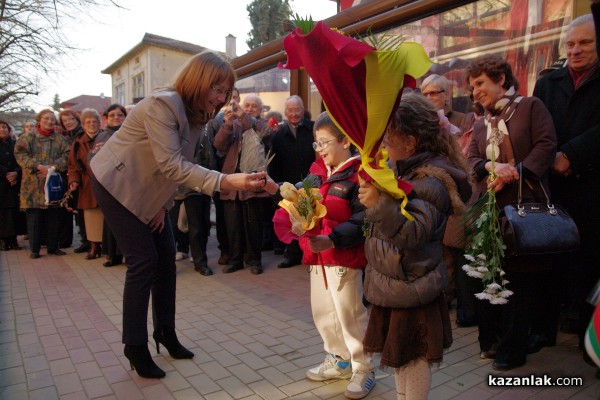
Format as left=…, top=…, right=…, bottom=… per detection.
left=466, top=54, right=519, bottom=91
left=388, top=93, right=468, bottom=173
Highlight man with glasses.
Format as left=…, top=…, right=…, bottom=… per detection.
left=268, top=95, right=315, bottom=268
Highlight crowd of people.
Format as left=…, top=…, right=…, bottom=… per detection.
left=1, top=3, right=599, bottom=399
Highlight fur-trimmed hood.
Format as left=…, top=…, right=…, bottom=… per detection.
left=363, top=152, right=471, bottom=309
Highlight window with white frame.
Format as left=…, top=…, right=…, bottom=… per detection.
left=132, top=72, right=145, bottom=102
left=115, top=83, right=125, bottom=106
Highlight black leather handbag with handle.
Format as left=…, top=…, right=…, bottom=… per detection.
left=500, top=164, right=580, bottom=257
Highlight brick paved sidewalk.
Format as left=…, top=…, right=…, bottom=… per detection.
left=1, top=234, right=600, bottom=399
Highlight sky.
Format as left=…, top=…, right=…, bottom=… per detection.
left=34, top=0, right=338, bottom=111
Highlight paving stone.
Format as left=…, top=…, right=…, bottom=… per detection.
left=3, top=236, right=600, bottom=400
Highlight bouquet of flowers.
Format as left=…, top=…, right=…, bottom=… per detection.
left=462, top=131, right=512, bottom=304
left=273, top=176, right=327, bottom=244
left=279, top=18, right=431, bottom=220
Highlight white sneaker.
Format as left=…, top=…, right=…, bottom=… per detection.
left=345, top=370, right=376, bottom=399
left=306, top=354, right=352, bottom=381
left=175, top=252, right=187, bottom=261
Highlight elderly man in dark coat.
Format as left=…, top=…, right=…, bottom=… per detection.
left=268, top=95, right=315, bottom=268
left=532, top=8, right=600, bottom=357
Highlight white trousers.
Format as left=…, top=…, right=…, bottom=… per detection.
left=310, top=265, right=373, bottom=372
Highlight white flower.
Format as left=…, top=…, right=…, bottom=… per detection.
left=498, top=290, right=514, bottom=298
left=466, top=270, right=484, bottom=279
left=476, top=266, right=489, bottom=273
left=500, top=270, right=506, bottom=276
left=490, top=296, right=508, bottom=305
left=464, top=254, right=475, bottom=262
left=462, top=264, right=474, bottom=272
left=502, top=279, right=510, bottom=285
left=475, top=292, right=493, bottom=301
left=486, top=283, right=502, bottom=292
left=477, top=254, right=487, bottom=261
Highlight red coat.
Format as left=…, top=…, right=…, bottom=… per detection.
left=68, top=132, right=98, bottom=209
left=299, top=156, right=366, bottom=269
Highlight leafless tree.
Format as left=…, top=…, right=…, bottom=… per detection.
left=0, top=0, right=121, bottom=112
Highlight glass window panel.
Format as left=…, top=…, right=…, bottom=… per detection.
left=241, top=0, right=573, bottom=118
left=376, top=0, right=573, bottom=112
left=132, top=72, right=145, bottom=102
left=115, top=84, right=125, bottom=106
left=236, top=68, right=291, bottom=117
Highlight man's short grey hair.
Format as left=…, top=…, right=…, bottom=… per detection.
left=243, top=94, right=263, bottom=108
left=568, top=13, right=593, bottom=33
left=285, top=95, right=304, bottom=110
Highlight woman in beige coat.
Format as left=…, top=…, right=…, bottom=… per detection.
left=90, top=51, right=267, bottom=380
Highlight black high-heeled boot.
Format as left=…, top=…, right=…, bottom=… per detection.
left=123, top=344, right=166, bottom=379
left=153, top=328, right=194, bottom=359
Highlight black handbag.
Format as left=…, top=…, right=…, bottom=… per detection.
left=500, top=165, right=580, bottom=257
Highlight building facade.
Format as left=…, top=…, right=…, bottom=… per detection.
left=101, top=33, right=209, bottom=106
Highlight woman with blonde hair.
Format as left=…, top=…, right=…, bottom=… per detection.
left=90, top=50, right=268, bottom=379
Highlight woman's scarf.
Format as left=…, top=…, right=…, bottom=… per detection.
left=105, top=124, right=121, bottom=132
left=483, top=86, right=522, bottom=164
left=36, top=125, right=54, bottom=137
left=65, top=124, right=83, bottom=139
left=86, top=130, right=98, bottom=140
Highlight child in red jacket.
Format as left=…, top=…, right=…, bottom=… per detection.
left=266, top=112, right=374, bottom=399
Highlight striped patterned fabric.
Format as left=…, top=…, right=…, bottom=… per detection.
left=585, top=304, right=600, bottom=368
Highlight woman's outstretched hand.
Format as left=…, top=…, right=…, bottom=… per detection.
left=221, top=172, right=268, bottom=191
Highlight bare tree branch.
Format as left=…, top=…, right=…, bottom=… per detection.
left=0, top=0, right=124, bottom=112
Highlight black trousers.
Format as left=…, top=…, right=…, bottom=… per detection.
left=223, top=197, right=263, bottom=267
left=184, top=195, right=211, bottom=267
left=59, top=209, right=73, bottom=247
left=213, top=195, right=228, bottom=254
left=478, top=263, right=542, bottom=365
left=26, top=208, right=62, bottom=253
left=92, top=176, right=176, bottom=345
left=102, top=220, right=122, bottom=259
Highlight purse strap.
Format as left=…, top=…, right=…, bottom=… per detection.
left=516, top=163, right=557, bottom=216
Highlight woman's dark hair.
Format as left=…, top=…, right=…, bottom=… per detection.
left=104, top=103, right=127, bottom=117
left=388, top=93, right=468, bottom=173
left=0, top=119, right=13, bottom=133
left=466, top=54, right=519, bottom=91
